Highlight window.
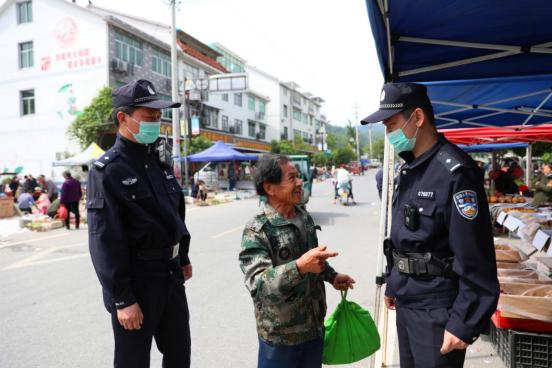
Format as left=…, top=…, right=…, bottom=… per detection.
left=17, top=1, right=32, bottom=24
left=259, top=124, right=266, bottom=140
left=152, top=49, right=171, bottom=78
left=20, top=89, right=35, bottom=115
left=283, top=127, right=289, bottom=140
left=234, top=93, right=242, bottom=107
left=222, top=93, right=228, bottom=102
left=258, top=101, right=266, bottom=113
left=222, top=115, right=229, bottom=131
left=302, top=113, right=308, bottom=124
left=248, top=121, right=256, bottom=138
left=234, top=119, right=243, bottom=135
left=293, top=129, right=301, bottom=140
left=18, top=41, right=33, bottom=69
left=183, top=63, right=199, bottom=81
left=159, top=94, right=173, bottom=120
left=292, top=107, right=301, bottom=121
left=283, top=104, right=288, bottom=117
left=115, top=31, right=143, bottom=66
left=248, top=95, right=255, bottom=111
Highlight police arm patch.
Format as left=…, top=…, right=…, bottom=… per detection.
left=453, top=190, right=478, bottom=220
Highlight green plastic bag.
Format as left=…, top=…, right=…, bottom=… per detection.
left=322, top=291, right=381, bottom=365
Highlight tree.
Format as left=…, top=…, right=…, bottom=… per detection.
left=365, top=137, right=385, bottom=160
left=332, top=146, right=356, bottom=165
left=67, top=86, right=114, bottom=148
left=271, top=140, right=299, bottom=155
left=513, top=142, right=552, bottom=159
left=189, top=136, right=214, bottom=154
left=312, top=152, right=329, bottom=167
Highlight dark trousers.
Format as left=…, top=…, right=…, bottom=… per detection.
left=257, top=337, right=323, bottom=368
left=64, top=201, right=80, bottom=229
left=396, top=306, right=466, bottom=368
left=111, top=273, right=191, bottom=368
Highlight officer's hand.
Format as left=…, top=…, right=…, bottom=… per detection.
left=296, top=246, right=338, bottom=275
left=332, top=273, right=356, bottom=290
left=384, top=296, right=396, bottom=310
left=182, top=264, right=192, bottom=281
left=440, top=330, right=468, bottom=355
left=117, top=303, right=144, bottom=331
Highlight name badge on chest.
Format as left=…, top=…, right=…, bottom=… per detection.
left=417, top=190, right=435, bottom=200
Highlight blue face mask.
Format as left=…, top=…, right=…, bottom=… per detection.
left=127, top=117, right=161, bottom=144
left=387, top=112, right=418, bottom=153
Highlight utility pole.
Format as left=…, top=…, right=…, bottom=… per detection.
left=169, top=0, right=188, bottom=190
left=353, top=103, right=360, bottom=162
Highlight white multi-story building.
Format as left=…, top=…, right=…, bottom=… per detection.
left=0, top=0, right=278, bottom=175
left=247, top=64, right=328, bottom=149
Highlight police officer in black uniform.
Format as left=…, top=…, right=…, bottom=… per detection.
left=361, top=83, right=499, bottom=368
left=87, top=79, right=192, bottom=368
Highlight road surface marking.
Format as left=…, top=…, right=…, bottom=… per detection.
left=3, top=242, right=86, bottom=270
left=0, top=232, right=69, bottom=250
left=211, top=225, right=244, bottom=239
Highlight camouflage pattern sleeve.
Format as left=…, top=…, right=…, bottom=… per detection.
left=239, top=227, right=303, bottom=303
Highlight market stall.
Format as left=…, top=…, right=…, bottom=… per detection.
left=52, top=143, right=105, bottom=167
left=183, top=141, right=258, bottom=192
left=365, top=1, right=552, bottom=366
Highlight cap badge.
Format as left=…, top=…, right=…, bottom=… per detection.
left=121, top=177, right=138, bottom=186
left=147, top=85, right=155, bottom=95
left=380, top=90, right=386, bottom=102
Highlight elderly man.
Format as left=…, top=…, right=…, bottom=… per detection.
left=239, top=154, right=355, bottom=368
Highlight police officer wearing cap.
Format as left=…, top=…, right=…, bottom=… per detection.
left=362, top=83, right=499, bottom=368
left=87, top=79, right=192, bottom=368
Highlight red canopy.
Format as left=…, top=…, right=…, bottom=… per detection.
left=440, top=125, right=552, bottom=145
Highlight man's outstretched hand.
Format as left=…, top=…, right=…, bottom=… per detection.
left=296, top=246, right=338, bottom=275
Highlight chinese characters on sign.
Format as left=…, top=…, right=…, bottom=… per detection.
left=41, top=48, right=103, bottom=72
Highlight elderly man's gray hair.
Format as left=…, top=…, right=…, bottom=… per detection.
left=254, top=154, right=290, bottom=196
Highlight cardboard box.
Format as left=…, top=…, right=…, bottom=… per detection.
left=0, top=197, right=15, bottom=218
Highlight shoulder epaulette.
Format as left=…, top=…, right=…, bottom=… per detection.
left=437, top=147, right=463, bottom=173
left=245, top=214, right=268, bottom=233
left=93, top=148, right=120, bottom=170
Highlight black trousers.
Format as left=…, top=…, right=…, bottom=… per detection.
left=396, top=306, right=466, bottom=368
left=111, top=272, right=191, bottom=368
left=64, top=201, right=80, bottom=229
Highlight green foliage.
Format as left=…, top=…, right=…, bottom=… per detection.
left=189, top=136, right=214, bottom=154
left=67, top=86, right=114, bottom=149
left=364, top=137, right=385, bottom=160
left=271, top=140, right=299, bottom=155
left=312, top=152, right=329, bottom=167
left=512, top=142, right=552, bottom=159
left=332, top=146, right=356, bottom=165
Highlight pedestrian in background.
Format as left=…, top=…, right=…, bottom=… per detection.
left=361, top=83, right=499, bottom=368
left=38, top=174, right=59, bottom=202
left=17, top=189, right=35, bottom=214
left=9, top=176, right=20, bottom=202
left=240, top=154, right=355, bottom=368
left=60, top=171, right=82, bottom=230
left=87, top=80, right=192, bottom=368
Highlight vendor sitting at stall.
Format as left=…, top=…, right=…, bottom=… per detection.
left=35, top=187, right=51, bottom=215
left=533, top=163, right=552, bottom=206
left=17, top=189, right=36, bottom=214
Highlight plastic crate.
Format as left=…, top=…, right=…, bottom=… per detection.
left=490, top=325, right=552, bottom=367
left=510, top=330, right=552, bottom=368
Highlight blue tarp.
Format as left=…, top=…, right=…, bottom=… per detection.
left=365, top=1, right=552, bottom=83
left=458, top=142, right=528, bottom=153
left=364, top=1, right=552, bottom=129
left=183, top=140, right=258, bottom=162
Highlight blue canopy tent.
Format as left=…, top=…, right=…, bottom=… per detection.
left=183, top=141, right=258, bottom=162
left=459, top=142, right=528, bottom=153
left=364, top=2, right=552, bottom=363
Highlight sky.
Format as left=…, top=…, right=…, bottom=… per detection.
left=85, top=0, right=384, bottom=126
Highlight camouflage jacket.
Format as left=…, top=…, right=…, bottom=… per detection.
left=239, top=203, right=338, bottom=346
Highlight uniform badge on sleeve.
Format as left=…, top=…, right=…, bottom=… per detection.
left=453, top=190, right=478, bottom=220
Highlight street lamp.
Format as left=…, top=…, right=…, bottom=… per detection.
left=317, top=125, right=327, bottom=151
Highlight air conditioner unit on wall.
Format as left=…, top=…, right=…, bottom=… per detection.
left=110, top=59, right=129, bottom=75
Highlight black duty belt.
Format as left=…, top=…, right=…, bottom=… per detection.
left=392, top=251, right=457, bottom=279
left=133, top=244, right=179, bottom=261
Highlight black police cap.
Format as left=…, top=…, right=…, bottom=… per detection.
left=112, top=79, right=181, bottom=109
left=361, top=83, right=432, bottom=124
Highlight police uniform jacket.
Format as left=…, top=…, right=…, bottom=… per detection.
left=386, top=134, right=499, bottom=343
left=87, top=135, right=191, bottom=311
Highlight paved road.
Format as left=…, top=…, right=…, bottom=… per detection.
left=0, top=171, right=503, bottom=367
